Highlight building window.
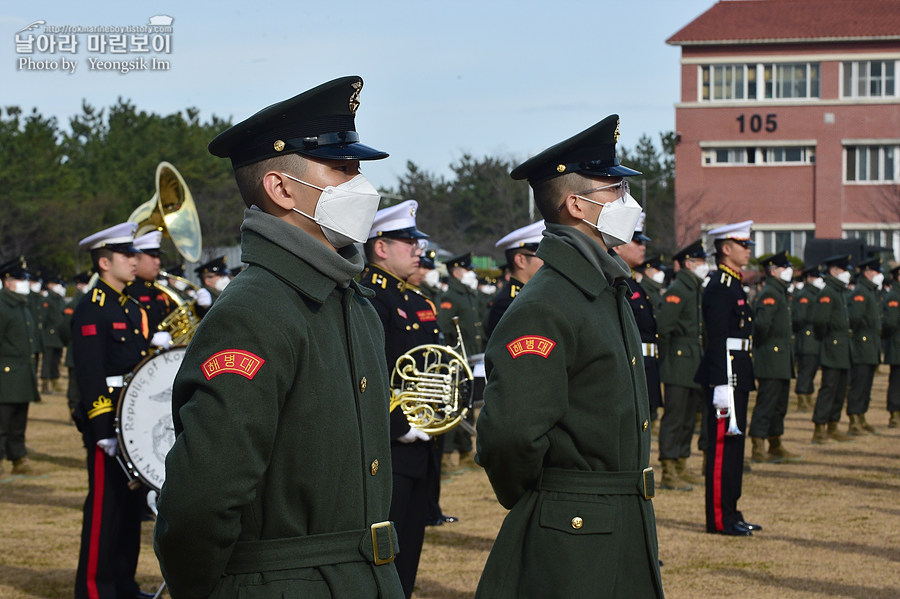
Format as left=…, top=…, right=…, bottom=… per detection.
left=845, top=145, right=899, bottom=182
left=845, top=229, right=897, bottom=248
left=764, top=63, right=820, bottom=99
left=842, top=61, right=897, bottom=98
left=701, top=64, right=755, bottom=101
left=755, top=229, right=811, bottom=258
left=704, top=146, right=814, bottom=166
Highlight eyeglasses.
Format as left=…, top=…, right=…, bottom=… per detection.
left=730, top=239, right=752, bottom=249
left=557, top=180, right=630, bottom=212
left=389, top=238, right=428, bottom=251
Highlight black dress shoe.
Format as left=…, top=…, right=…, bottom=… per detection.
left=718, top=523, right=752, bottom=536
left=135, top=590, right=156, bottom=599
left=425, top=517, right=444, bottom=526
left=440, top=514, right=459, bottom=523
left=737, top=520, right=762, bottom=531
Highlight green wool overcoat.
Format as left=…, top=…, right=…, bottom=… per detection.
left=0, top=288, right=40, bottom=404
left=848, top=277, right=881, bottom=366
left=882, top=285, right=900, bottom=365
left=752, top=277, right=794, bottom=380
left=475, top=228, right=663, bottom=599
left=657, top=268, right=703, bottom=389
left=154, top=212, right=403, bottom=599
left=791, top=283, right=820, bottom=356
left=811, top=275, right=851, bottom=369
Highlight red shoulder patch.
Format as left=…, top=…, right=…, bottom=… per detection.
left=665, top=295, right=681, bottom=304
left=737, top=299, right=746, bottom=306
left=112, top=322, right=127, bottom=330
left=889, top=301, right=899, bottom=308
left=798, top=297, right=809, bottom=304
left=440, top=301, right=453, bottom=310
left=202, top=349, right=265, bottom=381
left=81, top=324, right=97, bottom=336
left=507, top=335, right=556, bottom=359
left=819, top=296, right=831, bottom=304
left=139, top=295, right=152, bottom=302
left=853, top=295, right=865, bottom=302
left=762, top=297, right=776, bottom=305
left=630, top=291, right=641, bottom=300
left=63, top=307, right=75, bottom=315
left=416, top=310, right=437, bottom=322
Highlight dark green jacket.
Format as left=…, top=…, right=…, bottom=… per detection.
left=848, top=277, right=881, bottom=366
left=792, top=283, right=820, bottom=356
left=437, top=277, right=484, bottom=355
left=657, top=268, right=703, bottom=389
left=752, top=277, right=794, bottom=380
left=154, top=211, right=403, bottom=599
left=639, top=275, right=664, bottom=313
left=811, top=275, right=850, bottom=369
left=475, top=226, right=662, bottom=599
left=0, top=288, right=40, bottom=404
left=35, top=291, right=66, bottom=349
left=882, top=285, right=900, bottom=365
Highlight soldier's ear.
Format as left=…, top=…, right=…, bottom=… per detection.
left=261, top=171, right=297, bottom=212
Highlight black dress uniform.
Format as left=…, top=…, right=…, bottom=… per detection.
left=696, top=260, right=755, bottom=535
left=486, top=276, right=523, bottom=337
left=125, top=276, right=171, bottom=332
left=71, top=223, right=151, bottom=599
left=624, top=277, right=662, bottom=415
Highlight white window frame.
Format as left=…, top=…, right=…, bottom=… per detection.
left=842, top=60, right=898, bottom=99
left=844, top=144, right=900, bottom=183
left=763, top=62, right=820, bottom=99
left=699, top=64, right=753, bottom=102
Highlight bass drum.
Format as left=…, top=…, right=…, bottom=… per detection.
left=115, top=346, right=185, bottom=491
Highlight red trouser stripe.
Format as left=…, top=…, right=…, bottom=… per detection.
left=713, top=418, right=726, bottom=531
left=86, top=446, right=106, bottom=599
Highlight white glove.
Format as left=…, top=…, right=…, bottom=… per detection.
left=712, top=385, right=731, bottom=410
left=196, top=287, right=212, bottom=308
left=97, top=438, right=118, bottom=457
left=151, top=331, right=172, bottom=349
left=397, top=427, right=432, bottom=443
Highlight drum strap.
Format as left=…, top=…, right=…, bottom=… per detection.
left=224, top=521, right=398, bottom=574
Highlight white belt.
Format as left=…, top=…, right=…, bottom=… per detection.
left=642, top=343, right=658, bottom=358
left=105, top=375, right=125, bottom=388
left=726, top=338, right=751, bottom=352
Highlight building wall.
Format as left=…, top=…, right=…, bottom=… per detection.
left=673, top=40, right=900, bottom=259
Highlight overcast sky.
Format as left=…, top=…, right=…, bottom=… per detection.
left=2, top=0, right=717, bottom=191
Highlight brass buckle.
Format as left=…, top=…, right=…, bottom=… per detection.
left=370, top=521, right=395, bottom=565
left=642, top=467, right=655, bottom=500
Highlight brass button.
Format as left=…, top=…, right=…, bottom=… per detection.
left=3, top=366, right=9, bottom=373
left=141, top=351, right=147, bottom=356
left=642, top=420, right=649, bottom=431
left=631, top=356, right=636, bottom=366
left=774, top=347, right=779, bottom=353
left=833, top=340, right=838, bottom=345
left=806, top=331, right=811, bottom=336
left=412, top=323, right=420, bottom=330
left=677, top=350, right=683, bottom=356
left=370, top=459, right=379, bottom=476
left=134, top=329, right=140, bottom=335
left=360, top=377, right=367, bottom=393
left=862, top=336, right=868, bottom=342
left=571, top=517, right=583, bottom=529
left=405, top=325, right=411, bottom=331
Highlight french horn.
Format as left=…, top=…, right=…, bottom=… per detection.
left=389, top=317, right=475, bottom=435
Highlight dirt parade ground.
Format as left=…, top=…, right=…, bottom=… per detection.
left=2, top=368, right=899, bottom=599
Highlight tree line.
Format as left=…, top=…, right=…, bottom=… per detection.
left=0, top=100, right=676, bottom=278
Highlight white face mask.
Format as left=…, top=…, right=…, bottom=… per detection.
left=650, top=270, right=666, bottom=284
left=30, top=282, right=42, bottom=293
left=794, top=282, right=805, bottom=291
left=576, top=191, right=643, bottom=248
left=691, top=262, right=710, bottom=281
left=480, top=284, right=497, bottom=295
left=13, top=280, right=30, bottom=295
left=424, top=269, right=441, bottom=288
left=460, top=270, right=478, bottom=291
left=52, top=284, right=67, bottom=297
left=214, top=276, right=231, bottom=292
left=812, top=277, right=826, bottom=290
left=282, top=173, right=381, bottom=248
left=836, top=271, right=851, bottom=285
left=872, top=272, right=885, bottom=288
left=779, top=267, right=794, bottom=282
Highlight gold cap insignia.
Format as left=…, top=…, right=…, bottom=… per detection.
left=614, top=119, right=620, bottom=143
left=273, top=140, right=285, bottom=152
left=349, top=81, right=362, bottom=114
left=556, top=164, right=566, bottom=173
left=410, top=205, right=416, bottom=217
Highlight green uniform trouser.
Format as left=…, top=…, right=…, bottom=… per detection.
left=888, top=366, right=900, bottom=413
left=658, top=384, right=702, bottom=460
left=0, top=403, right=30, bottom=462
left=847, top=364, right=876, bottom=416
left=814, top=367, right=848, bottom=424
left=794, top=354, right=819, bottom=395
left=749, top=378, right=789, bottom=438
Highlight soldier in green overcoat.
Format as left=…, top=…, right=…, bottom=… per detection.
left=749, top=251, right=800, bottom=463
left=36, top=276, right=67, bottom=393
left=656, top=239, right=708, bottom=490
left=638, top=254, right=666, bottom=312
left=810, top=254, right=854, bottom=443
left=474, top=116, right=664, bottom=599
left=0, top=257, right=41, bottom=475
left=882, top=265, right=900, bottom=428
left=153, top=76, right=404, bottom=599
left=846, top=257, right=883, bottom=435
left=792, top=266, right=823, bottom=411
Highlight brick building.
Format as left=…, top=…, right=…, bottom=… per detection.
left=667, top=0, right=900, bottom=260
